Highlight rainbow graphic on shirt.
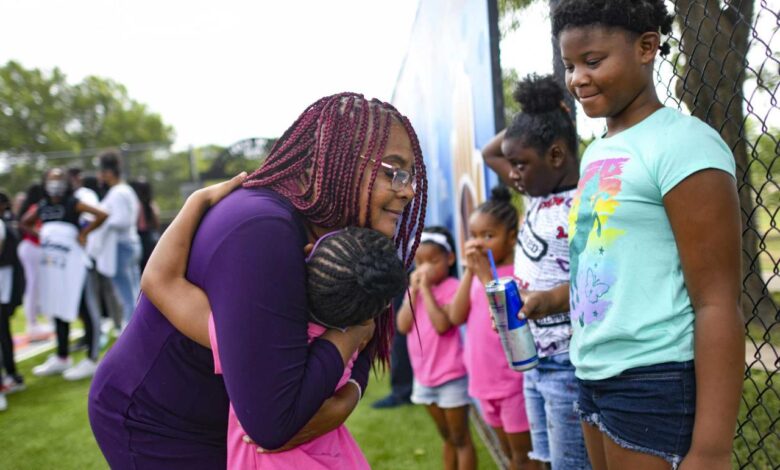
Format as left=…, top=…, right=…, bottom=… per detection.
left=568, top=157, right=629, bottom=326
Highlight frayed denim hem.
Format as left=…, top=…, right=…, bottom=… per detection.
left=573, top=401, right=683, bottom=470
left=527, top=451, right=552, bottom=463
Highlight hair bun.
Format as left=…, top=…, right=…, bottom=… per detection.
left=354, top=253, right=406, bottom=297
left=490, top=185, right=512, bottom=203
left=512, top=74, right=565, bottom=114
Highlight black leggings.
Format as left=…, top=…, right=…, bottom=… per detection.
left=0, top=304, right=18, bottom=377
left=55, top=318, right=70, bottom=359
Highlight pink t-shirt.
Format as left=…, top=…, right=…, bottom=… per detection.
left=208, top=314, right=370, bottom=470
left=463, top=264, right=524, bottom=399
left=406, top=277, right=467, bottom=387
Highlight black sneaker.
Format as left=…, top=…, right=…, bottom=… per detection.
left=371, top=394, right=412, bottom=409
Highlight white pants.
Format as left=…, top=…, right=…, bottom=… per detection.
left=17, top=239, right=41, bottom=329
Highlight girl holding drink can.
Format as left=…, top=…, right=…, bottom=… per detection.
left=448, top=186, right=539, bottom=470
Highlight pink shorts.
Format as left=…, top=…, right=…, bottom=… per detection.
left=478, top=393, right=530, bottom=434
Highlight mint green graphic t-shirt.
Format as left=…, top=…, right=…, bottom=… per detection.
left=568, top=108, right=735, bottom=380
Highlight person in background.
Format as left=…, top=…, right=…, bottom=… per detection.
left=96, top=150, right=142, bottom=330
left=64, top=167, right=104, bottom=380
left=25, top=168, right=107, bottom=378
left=130, top=179, right=160, bottom=273
left=0, top=191, right=27, bottom=411
left=397, top=226, right=477, bottom=470
left=16, top=183, right=47, bottom=341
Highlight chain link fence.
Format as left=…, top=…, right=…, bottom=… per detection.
left=500, top=0, right=778, bottom=468
left=652, top=1, right=779, bottom=468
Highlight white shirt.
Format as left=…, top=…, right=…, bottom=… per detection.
left=101, top=182, right=140, bottom=244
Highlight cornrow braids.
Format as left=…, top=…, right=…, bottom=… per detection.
left=244, top=93, right=428, bottom=363
left=476, top=186, right=519, bottom=234
left=506, top=74, right=578, bottom=157
left=307, top=227, right=407, bottom=330
left=552, top=0, right=674, bottom=56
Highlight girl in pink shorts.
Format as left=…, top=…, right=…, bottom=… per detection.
left=449, top=187, right=535, bottom=470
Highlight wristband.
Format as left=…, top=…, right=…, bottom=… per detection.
left=347, top=378, right=363, bottom=401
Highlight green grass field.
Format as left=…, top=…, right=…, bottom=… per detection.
left=0, top=344, right=496, bottom=470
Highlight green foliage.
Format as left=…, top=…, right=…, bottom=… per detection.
left=502, top=68, right=521, bottom=125
left=0, top=60, right=174, bottom=197
left=498, top=0, right=536, bottom=37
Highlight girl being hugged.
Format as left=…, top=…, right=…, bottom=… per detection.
left=538, top=1, right=742, bottom=469
left=481, top=74, right=589, bottom=470
left=448, top=186, right=538, bottom=470
left=397, top=226, right=476, bottom=470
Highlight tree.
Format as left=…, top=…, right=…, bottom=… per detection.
left=0, top=61, right=174, bottom=196
left=498, top=0, right=577, bottom=124
left=672, top=0, right=776, bottom=320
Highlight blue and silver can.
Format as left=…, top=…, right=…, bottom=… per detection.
left=485, top=277, right=538, bottom=371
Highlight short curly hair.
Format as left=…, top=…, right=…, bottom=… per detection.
left=552, top=0, right=674, bottom=56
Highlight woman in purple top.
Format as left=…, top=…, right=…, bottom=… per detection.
left=88, top=93, right=428, bottom=469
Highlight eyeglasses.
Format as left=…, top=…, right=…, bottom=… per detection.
left=359, top=155, right=417, bottom=193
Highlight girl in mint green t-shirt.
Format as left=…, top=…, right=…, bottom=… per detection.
left=521, top=2, right=743, bottom=470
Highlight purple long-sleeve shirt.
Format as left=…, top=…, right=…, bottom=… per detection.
left=88, top=188, right=371, bottom=469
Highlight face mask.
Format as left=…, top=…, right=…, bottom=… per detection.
left=45, top=180, right=67, bottom=197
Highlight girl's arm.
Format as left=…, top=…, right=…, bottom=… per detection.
left=74, top=201, right=108, bottom=245
left=665, top=169, right=743, bottom=470
left=481, top=129, right=514, bottom=187
left=396, top=288, right=416, bottom=335
left=141, top=173, right=247, bottom=348
left=448, top=267, right=473, bottom=326
left=19, top=206, right=39, bottom=238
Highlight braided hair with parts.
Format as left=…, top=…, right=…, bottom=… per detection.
left=506, top=74, right=578, bottom=157
left=552, top=0, right=674, bottom=56
left=307, top=227, right=407, bottom=329
left=243, top=93, right=428, bottom=363
left=475, top=186, right=519, bottom=235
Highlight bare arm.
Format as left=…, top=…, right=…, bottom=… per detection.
left=481, top=129, right=514, bottom=187
left=141, top=173, right=247, bottom=348
left=20, top=206, right=39, bottom=238
left=448, top=268, right=474, bottom=326
left=667, top=170, right=743, bottom=470
left=396, top=287, right=416, bottom=335
left=75, top=201, right=108, bottom=245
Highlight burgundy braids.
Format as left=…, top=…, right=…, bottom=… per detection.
left=243, top=93, right=428, bottom=363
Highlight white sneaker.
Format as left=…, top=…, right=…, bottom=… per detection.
left=63, top=358, right=98, bottom=381
left=32, top=355, right=73, bottom=377
left=0, top=393, right=7, bottom=411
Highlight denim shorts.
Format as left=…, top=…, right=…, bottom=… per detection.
left=524, top=353, right=590, bottom=469
left=411, top=375, right=471, bottom=409
left=575, top=360, right=696, bottom=469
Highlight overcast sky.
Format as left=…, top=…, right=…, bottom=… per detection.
left=1, top=0, right=776, bottom=150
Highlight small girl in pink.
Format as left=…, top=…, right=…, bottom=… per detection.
left=209, top=314, right=369, bottom=469
left=146, top=204, right=408, bottom=470
left=448, top=187, right=533, bottom=470
left=397, top=227, right=476, bottom=470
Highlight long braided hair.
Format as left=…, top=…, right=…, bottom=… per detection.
left=243, top=92, right=428, bottom=362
